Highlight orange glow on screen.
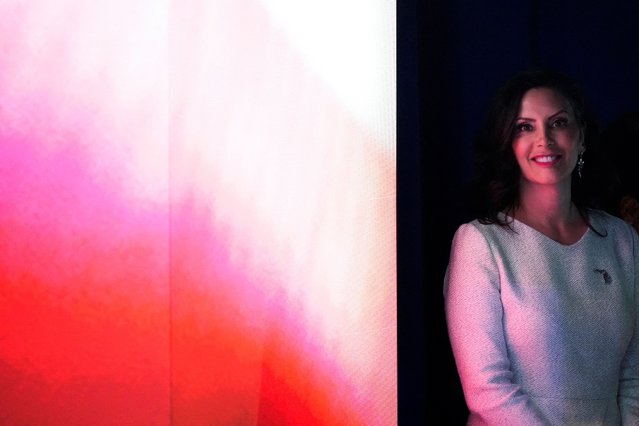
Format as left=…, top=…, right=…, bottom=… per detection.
left=0, top=0, right=396, bottom=424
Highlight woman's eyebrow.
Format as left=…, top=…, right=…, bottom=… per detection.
left=516, top=109, right=569, bottom=121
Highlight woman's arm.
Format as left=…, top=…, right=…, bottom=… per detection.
left=444, top=224, right=546, bottom=425
left=619, top=227, right=639, bottom=423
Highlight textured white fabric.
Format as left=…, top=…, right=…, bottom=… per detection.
left=444, top=210, right=639, bottom=425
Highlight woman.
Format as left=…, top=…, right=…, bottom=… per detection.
left=444, top=69, right=639, bottom=425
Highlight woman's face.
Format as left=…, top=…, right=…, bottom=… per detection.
left=511, top=87, right=584, bottom=187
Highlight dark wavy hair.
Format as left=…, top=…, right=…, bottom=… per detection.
left=471, top=69, right=610, bottom=232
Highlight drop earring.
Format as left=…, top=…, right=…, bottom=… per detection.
left=577, top=153, right=585, bottom=179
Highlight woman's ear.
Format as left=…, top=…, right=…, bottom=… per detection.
left=579, top=129, right=586, bottom=154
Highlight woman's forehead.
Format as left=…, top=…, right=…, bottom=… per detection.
left=518, top=87, right=573, bottom=116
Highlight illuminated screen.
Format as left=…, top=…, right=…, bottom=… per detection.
left=0, top=1, right=396, bottom=424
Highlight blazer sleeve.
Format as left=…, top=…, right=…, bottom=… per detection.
left=619, top=227, right=639, bottom=423
left=444, top=223, right=546, bottom=425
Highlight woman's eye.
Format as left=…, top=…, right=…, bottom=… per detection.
left=515, top=122, right=533, bottom=133
left=551, top=118, right=568, bottom=128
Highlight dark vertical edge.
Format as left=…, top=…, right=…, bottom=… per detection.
left=397, top=0, right=425, bottom=423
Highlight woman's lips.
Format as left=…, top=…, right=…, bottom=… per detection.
left=532, top=154, right=561, bottom=166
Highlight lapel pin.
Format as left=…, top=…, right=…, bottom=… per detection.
left=593, top=268, right=612, bottom=284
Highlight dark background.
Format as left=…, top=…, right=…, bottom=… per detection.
left=398, top=1, right=639, bottom=424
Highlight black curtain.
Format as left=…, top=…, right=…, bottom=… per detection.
left=399, top=1, right=639, bottom=424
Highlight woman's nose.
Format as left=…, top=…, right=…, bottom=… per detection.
left=537, top=128, right=555, bottom=146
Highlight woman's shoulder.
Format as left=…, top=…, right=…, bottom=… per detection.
left=588, top=208, right=622, bottom=222
left=589, top=208, right=635, bottom=234
left=452, top=219, right=489, bottom=239
left=451, top=218, right=513, bottom=248
left=447, top=221, right=500, bottom=272
left=455, top=216, right=514, bottom=235
left=588, top=208, right=639, bottom=247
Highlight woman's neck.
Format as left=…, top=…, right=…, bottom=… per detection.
left=518, top=184, right=572, bottom=222
left=514, top=181, right=587, bottom=244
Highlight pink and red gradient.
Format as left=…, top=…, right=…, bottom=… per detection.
left=0, top=1, right=396, bottom=424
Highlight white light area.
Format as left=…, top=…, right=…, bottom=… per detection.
left=0, top=0, right=169, bottom=203
left=169, top=1, right=396, bottom=421
left=257, top=0, right=396, bottom=154
left=0, top=0, right=396, bottom=420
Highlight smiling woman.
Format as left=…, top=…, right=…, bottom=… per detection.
left=444, top=69, right=639, bottom=424
left=512, top=88, right=583, bottom=185
left=510, top=87, right=588, bottom=245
